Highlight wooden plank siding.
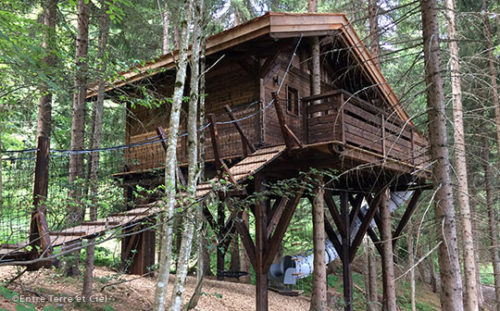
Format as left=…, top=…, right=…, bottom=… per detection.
left=124, top=58, right=260, bottom=172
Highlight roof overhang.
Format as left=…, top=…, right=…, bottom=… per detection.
left=86, top=12, right=411, bottom=124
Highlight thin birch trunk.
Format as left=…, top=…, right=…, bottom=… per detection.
left=66, top=0, right=90, bottom=277
left=408, top=224, right=416, bottom=311
left=380, top=189, right=397, bottom=311
left=82, top=0, right=110, bottom=298
left=153, top=1, right=193, bottom=309
left=482, top=137, right=500, bottom=311
left=310, top=177, right=327, bottom=311
left=444, top=1, right=479, bottom=309
left=364, top=237, right=378, bottom=311
left=168, top=1, right=203, bottom=310
left=162, top=1, right=170, bottom=54
left=470, top=186, right=484, bottom=308
left=420, top=1, right=464, bottom=309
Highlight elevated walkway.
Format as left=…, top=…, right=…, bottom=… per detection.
left=0, top=145, right=286, bottom=264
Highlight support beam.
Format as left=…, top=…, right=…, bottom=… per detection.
left=324, top=190, right=346, bottom=238
left=266, top=198, right=288, bottom=238
left=234, top=211, right=256, bottom=270
left=392, top=189, right=422, bottom=247
left=324, top=217, right=342, bottom=256
left=217, top=197, right=225, bottom=280
left=272, top=92, right=293, bottom=150
left=348, top=194, right=364, bottom=233
left=263, top=190, right=303, bottom=271
left=350, top=191, right=384, bottom=263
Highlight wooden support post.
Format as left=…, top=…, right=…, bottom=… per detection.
left=28, top=136, right=53, bottom=269
left=340, top=191, right=353, bottom=311
left=254, top=175, right=268, bottom=311
left=392, top=189, right=422, bottom=248
left=348, top=194, right=363, bottom=233
left=339, top=93, right=346, bottom=145
left=266, top=198, right=288, bottom=238
left=208, top=114, right=237, bottom=185
left=234, top=211, right=256, bottom=270
left=122, top=219, right=156, bottom=275
left=324, top=217, right=342, bottom=256
left=350, top=192, right=383, bottom=262
left=324, top=190, right=346, bottom=239
left=224, top=105, right=256, bottom=156
left=263, top=191, right=303, bottom=271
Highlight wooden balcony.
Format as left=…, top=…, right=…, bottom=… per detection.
left=301, top=90, right=429, bottom=168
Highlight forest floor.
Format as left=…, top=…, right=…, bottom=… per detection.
left=0, top=266, right=310, bottom=311
left=0, top=264, right=496, bottom=310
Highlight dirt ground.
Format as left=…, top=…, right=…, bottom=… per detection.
left=0, top=266, right=310, bottom=311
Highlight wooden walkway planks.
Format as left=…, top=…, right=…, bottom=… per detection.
left=0, top=146, right=286, bottom=261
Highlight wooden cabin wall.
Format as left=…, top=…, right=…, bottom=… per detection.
left=262, top=45, right=334, bottom=146
left=124, top=57, right=259, bottom=172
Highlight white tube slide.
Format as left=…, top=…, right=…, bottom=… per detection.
left=269, top=191, right=413, bottom=285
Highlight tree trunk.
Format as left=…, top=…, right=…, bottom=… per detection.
left=419, top=1, right=464, bottom=309
left=168, top=1, right=202, bottom=309
left=470, top=186, right=484, bottom=308
left=364, top=237, right=378, bottom=311
left=307, top=0, right=317, bottom=12
left=482, top=137, right=500, bottom=311
left=310, top=178, right=327, bottom=311
left=444, top=0, right=479, bottom=309
left=0, top=105, right=3, bottom=214
left=36, top=0, right=58, bottom=140
left=65, top=0, right=90, bottom=277
left=82, top=0, right=110, bottom=299
left=380, top=189, right=397, bottom=311
left=408, top=224, right=416, bottom=311
left=482, top=0, right=500, bottom=159
left=162, top=1, right=170, bottom=54
left=368, top=0, right=380, bottom=69
left=153, top=1, right=193, bottom=309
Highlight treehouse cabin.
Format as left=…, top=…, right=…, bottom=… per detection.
left=84, top=12, right=431, bottom=311
left=89, top=12, right=429, bottom=188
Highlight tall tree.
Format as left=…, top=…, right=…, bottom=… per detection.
left=482, top=0, right=500, bottom=159
left=153, top=0, right=194, bottom=309
left=66, top=0, right=90, bottom=276
left=482, top=137, right=500, bottom=311
left=366, top=2, right=380, bottom=308
left=380, top=189, right=397, bottom=311
left=162, top=0, right=170, bottom=54
left=82, top=0, right=111, bottom=299
left=419, top=0, right=464, bottom=310
left=168, top=0, right=203, bottom=309
left=443, top=0, right=479, bottom=310
left=36, top=0, right=58, bottom=140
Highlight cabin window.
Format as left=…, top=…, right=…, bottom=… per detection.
left=287, top=86, right=299, bottom=115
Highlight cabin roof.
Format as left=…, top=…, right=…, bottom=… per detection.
left=87, top=12, right=410, bottom=124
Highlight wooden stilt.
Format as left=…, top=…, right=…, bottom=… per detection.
left=340, top=191, right=353, bottom=311
left=254, top=175, right=268, bottom=311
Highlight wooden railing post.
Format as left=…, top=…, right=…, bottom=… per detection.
left=381, top=114, right=386, bottom=160
left=339, top=93, right=346, bottom=145
left=29, top=136, right=53, bottom=268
